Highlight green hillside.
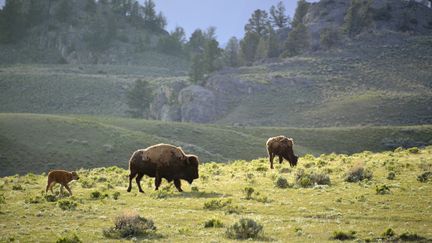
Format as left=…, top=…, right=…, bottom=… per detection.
left=0, top=64, right=187, bottom=116
left=1, top=113, right=431, bottom=176
left=0, top=147, right=431, bottom=242
left=215, top=34, right=432, bottom=127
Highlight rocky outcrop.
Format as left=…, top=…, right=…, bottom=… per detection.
left=178, top=85, right=217, bottom=123
left=149, top=80, right=188, bottom=121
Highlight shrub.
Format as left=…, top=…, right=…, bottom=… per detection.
left=58, top=199, right=77, bottom=210
left=331, top=230, right=356, bottom=240
left=103, top=212, right=157, bottom=239
left=90, top=191, right=108, bottom=199
left=204, top=218, right=224, bottom=228
left=25, top=196, right=43, bottom=204
left=376, top=185, right=391, bottom=195
left=275, top=176, right=290, bottom=188
left=387, top=172, right=396, bottom=180
left=0, top=194, right=6, bottom=204
left=90, top=191, right=101, bottom=199
left=345, top=164, right=373, bottom=182
left=296, top=170, right=331, bottom=187
left=243, top=187, right=254, bottom=200
left=417, top=171, right=432, bottom=183
left=112, top=192, right=120, bottom=200
left=12, top=184, right=23, bottom=190
left=226, top=218, right=263, bottom=240
left=381, top=228, right=396, bottom=238
left=80, top=179, right=95, bottom=188
left=408, top=147, right=419, bottom=154
left=224, top=205, right=242, bottom=215
left=398, top=232, right=426, bottom=241
left=311, top=173, right=331, bottom=186
left=56, top=233, right=82, bottom=243
left=203, top=199, right=232, bottom=210
left=45, top=194, right=57, bottom=202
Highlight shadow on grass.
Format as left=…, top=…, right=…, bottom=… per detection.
left=171, top=191, right=232, bottom=199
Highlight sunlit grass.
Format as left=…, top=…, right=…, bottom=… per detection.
left=0, top=147, right=431, bottom=242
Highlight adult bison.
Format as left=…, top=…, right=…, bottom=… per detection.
left=126, top=143, right=199, bottom=193
left=266, top=136, right=298, bottom=169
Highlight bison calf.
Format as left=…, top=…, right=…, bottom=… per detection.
left=266, top=135, right=299, bottom=169
left=46, top=170, right=79, bottom=196
left=127, top=143, right=199, bottom=193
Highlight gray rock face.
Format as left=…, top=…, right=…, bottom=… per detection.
left=149, top=80, right=188, bottom=121
left=178, top=85, right=217, bottom=123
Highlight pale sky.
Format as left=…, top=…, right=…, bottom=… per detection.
left=0, top=0, right=319, bottom=44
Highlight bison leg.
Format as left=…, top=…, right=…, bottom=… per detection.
left=269, top=153, right=275, bottom=169
left=64, top=184, right=72, bottom=196
left=136, top=173, right=144, bottom=193
left=127, top=171, right=137, bottom=192
left=278, top=155, right=283, bottom=164
left=174, top=179, right=183, bottom=192
left=155, top=172, right=162, bottom=191
left=46, top=180, right=53, bottom=194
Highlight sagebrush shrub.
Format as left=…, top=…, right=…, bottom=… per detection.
left=381, top=228, right=396, bottom=238
left=376, top=185, right=391, bottom=195
left=243, top=187, right=254, bottom=199
left=345, top=164, right=373, bottom=182
left=12, top=184, right=23, bottom=190
left=226, top=218, right=263, bottom=240
left=417, top=171, right=432, bottom=183
left=295, top=170, right=331, bottom=187
left=204, top=218, right=224, bottom=228
left=275, top=176, right=290, bottom=188
left=331, top=230, right=356, bottom=240
left=387, top=172, right=396, bottom=180
left=203, top=199, right=232, bottom=210
left=58, top=199, right=77, bottom=210
left=103, top=212, right=157, bottom=239
left=25, top=195, right=43, bottom=204
left=399, top=232, right=426, bottom=241
left=56, top=233, right=82, bottom=243
left=45, top=194, right=57, bottom=202
left=407, top=147, right=419, bottom=154
left=112, top=192, right=120, bottom=200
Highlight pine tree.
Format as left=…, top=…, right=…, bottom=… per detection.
left=267, top=27, right=280, bottom=58
left=291, top=0, right=309, bottom=28
left=240, top=31, right=260, bottom=65
left=0, top=0, right=26, bottom=43
left=188, top=29, right=206, bottom=54
left=245, top=9, right=270, bottom=37
left=126, top=79, right=153, bottom=118
left=270, top=2, right=290, bottom=29
left=189, top=54, right=206, bottom=84
left=55, top=0, right=72, bottom=23
left=224, top=37, right=240, bottom=67
left=283, top=0, right=310, bottom=57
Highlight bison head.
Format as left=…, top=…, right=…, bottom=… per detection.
left=71, top=171, right=79, bottom=180
left=184, top=154, right=199, bottom=184
left=285, top=147, right=299, bottom=167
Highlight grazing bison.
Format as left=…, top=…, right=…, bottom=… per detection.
left=266, top=136, right=298, bottom=169
left=46, top=170, right=79, bottom=196
left=127, top=143, right=199, bottom=193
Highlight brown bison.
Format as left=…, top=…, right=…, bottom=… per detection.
left=127, top=143, right=199, bottom=193
left=46, top=170, right=79, bottom=196
left=266, top=136, right=298, bottom=169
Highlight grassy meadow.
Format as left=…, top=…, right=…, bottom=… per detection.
left=0, top=147, right=431, bottom=242
left=1, top=113, right=432, bottom=176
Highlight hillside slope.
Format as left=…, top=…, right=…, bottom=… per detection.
left=1, top=113, right=431, bottom=176
left=1, top=147, right=431, bottom=242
